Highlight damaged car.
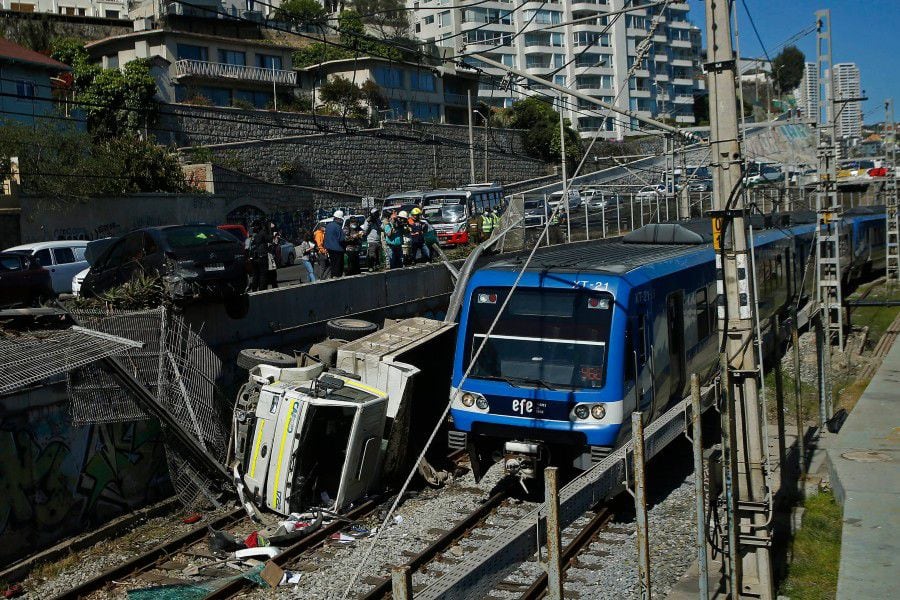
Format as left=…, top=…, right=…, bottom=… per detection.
left=79, top=225, right=248, bottom=315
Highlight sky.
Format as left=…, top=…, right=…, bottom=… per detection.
left=686, top=0, right=900, bottom=124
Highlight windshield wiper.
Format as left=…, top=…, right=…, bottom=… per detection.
left=499, top=375, right=556, bottom=390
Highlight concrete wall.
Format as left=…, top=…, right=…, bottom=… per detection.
left=0, top=380, right=170, bottom=567
left=15, top=192, right=306, bottom=243
left=185, top=261, right=456, bottom=354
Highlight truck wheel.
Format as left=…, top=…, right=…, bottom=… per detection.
left=236, top=348, right=295, bottom=370
left=325, top=318, right=377, bottom=341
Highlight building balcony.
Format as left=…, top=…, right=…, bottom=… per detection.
left=668, top=19, right=692, bottom=29
left=671, top=39, right=692, bottom=49
left=632, top=68, right=650, bottom=78
left=676, top=114, right=696, bottom=124
left=173, top=60, right=296, bottom=86
left=674, top=95, right=694, bottom=104
left=671, top=58, right=693, bottom=68
left=673, top=77, right=694, bottom=86
left=654, top=53, right=669, bottom=62
left=655, top=73, right=670, bottom=82
left=669, top=2, right=690, bottom=10
left=630, top=89, right=651, bottom=97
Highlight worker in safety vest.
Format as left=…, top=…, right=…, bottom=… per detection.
left=482, top=208, right=496, bottom=237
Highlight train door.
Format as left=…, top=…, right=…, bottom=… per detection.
left=626, top=311, right=654, bottom=419
left=666, top=291, right=686, bottom=408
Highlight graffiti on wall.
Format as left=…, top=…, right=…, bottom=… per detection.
left=0, top=399, right=171, bottom=566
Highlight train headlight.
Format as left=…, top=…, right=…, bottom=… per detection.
left=591, top=404, right=607, bottom=419
left=461, top=393, right=476, bottom=407
left=573, top=404, right=590, bottom=420
left=475, top=397, right=489, bottom=410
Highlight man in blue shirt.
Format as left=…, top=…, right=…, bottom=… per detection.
left=325, top=210, right=347, bottom=277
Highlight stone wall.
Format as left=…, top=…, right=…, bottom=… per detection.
left=0, top=10, right=131, bottom=48
left=199, top=127, right=550, bottom=198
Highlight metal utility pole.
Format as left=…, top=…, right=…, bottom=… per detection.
left=885, top=99, right=899, bottom=281
left=705, top=1, right=774, bottom=598
left=664, top=134, right=676, bottom=221
left=467, top=90, right=476, bottom=184
left=814, top=9, right=845, bottom=351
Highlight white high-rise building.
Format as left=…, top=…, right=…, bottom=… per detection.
left=410, top=0, right=703, bottom=139
left=797, top=61, right=818, bottom=121
left=833, top=62, right=862, bottom=140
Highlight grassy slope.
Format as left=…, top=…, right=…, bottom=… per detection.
left=779, top=491, right=843, bottom=600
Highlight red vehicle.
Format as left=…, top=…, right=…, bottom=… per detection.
left=868, top=166, right=888, bottom=178
left=218, top=224, right=249, bottom=247
left=0, top=252, right=53, bottom=308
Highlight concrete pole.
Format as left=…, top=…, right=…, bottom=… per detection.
left=773, top=315, right=788, bottom=486
left=632, top=411, right=651, bottom=600
left=705, top=0, right=774, bottom=597
left=558, top=97, right=571, bottom=243
left=391, top=565, right=413, bottom=600
left=544, top=467, right=564, bottom=600
left=467, top=90, right=476, bottom=184
left=791, top=307, right=807, bottom=488
left=690, top=374, right=709, bottom=600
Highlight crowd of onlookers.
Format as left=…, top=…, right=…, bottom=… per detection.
left=302, top=206, right=441, bottom=281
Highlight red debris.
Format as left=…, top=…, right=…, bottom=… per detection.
left=3, top=584, right=24, bottom=598
left=182, top=513, right=202, bottom=524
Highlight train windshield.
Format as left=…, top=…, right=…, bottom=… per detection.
left=465, top=287, right=614, bottom=389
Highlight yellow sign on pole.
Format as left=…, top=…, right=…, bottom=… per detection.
left=712, top=216, right=724, bottom=251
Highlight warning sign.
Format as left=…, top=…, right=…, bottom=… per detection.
left=712, top=216, right=724, bottom=251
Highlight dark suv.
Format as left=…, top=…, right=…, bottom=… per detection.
left=80, top=225, right=248, bottom=306
left=0, top=252, right=53, bottom=308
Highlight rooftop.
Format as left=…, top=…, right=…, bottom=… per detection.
left=0, top=38, right=71, bottom=71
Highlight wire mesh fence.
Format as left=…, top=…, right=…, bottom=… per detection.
left=68, top=306, right=228, bottom=508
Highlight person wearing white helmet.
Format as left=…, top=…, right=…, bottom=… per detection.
left=325, top=209, right=347, bottom=277
left=363, top=207, right=382, bottom=271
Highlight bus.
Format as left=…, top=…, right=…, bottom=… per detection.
left=422, top=183, right=505, bottom=246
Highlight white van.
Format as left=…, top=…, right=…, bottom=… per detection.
left=4, top=240, right=88, bottom=294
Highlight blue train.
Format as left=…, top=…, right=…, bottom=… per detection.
left=448, top=210, right=885, bottom=483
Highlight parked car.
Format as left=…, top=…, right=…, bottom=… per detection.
left=548, top=189, right=582, bottom=210
left=636, top=183, right=666, bottom=200
left=0, top=252, right=53, bottom=308
left=80, top=225, right=247, bottom=307
left=837, top=159, right=876, bottom=180
left=744, top=163, right=784, bottom=186
left=4, top=240, right=88, bottom=294
left=523, top=197, right=550, bottom=228
left=688, top=179, right=713, bottom=192
left=71, top=237, right=119, bottom=297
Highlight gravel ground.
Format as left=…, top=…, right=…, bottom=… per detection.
left=242, top=459, right=515, bottom=599
left=21, top=505, right=233, bottom=599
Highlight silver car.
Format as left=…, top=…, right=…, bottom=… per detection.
left=4, top=240, right=88, bottom=294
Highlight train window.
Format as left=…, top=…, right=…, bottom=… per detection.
left=696, top=288, right=710, bottom=341
left=636, top=315, right=647, bottom=363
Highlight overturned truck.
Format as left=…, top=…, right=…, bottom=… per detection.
left=230, top=317, right=457, bottom=518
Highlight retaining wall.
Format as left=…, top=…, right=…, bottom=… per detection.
left=0, top=380, right=171, bottom=567
left=0, top=10, right=131, bottom=46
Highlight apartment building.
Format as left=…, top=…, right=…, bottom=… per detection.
left=797, top=61, right=818, bottom=121
left=410, top=0, right=703, bottom=139
left=1, top=0, right=125, bottom=18
left=833, top=62, right=862, bottom=140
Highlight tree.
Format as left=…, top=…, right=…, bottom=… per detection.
left=348, top=0, right=410, bottom=38
left=318, top=75, right=364, bottom=117
left=501, top=97, right=583, bottom=167
left=359, top=79, right=387, bottom=110
left=276, top=0, right=328, bottom=30
left=772, top=45, right=805, bottom=93
left=0, top=122, right=187, bottom=202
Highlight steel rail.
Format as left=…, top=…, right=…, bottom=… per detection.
left=518, top=506, right=615, bottom=600
left=359, top=486, right=512, bottom=600
left=50, top=507, right=246, bottom=600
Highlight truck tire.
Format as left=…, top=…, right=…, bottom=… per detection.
left=325, top=318, right=377, bottom=342
left=236, top=348, right=295, bottom=370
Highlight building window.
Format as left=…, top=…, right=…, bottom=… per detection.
left=10, top=3, right=36, bottom=12
left=552, top=53, right=565, bottom=68
left=522, top=9, right=561, bottom=25
left=105, top=9, right=119, bottom=18
left=575, top=74, right=612, bottom=89
left=464, top=29, right=511, bottom=46
left=437, top=10, right=451, bottom=27
left=573, top=32, right=610, bottom=47
left=177, top=44, right=209, bottom=61
left=423, top=15, right=434, bottom=25
left=218, top=50, right=246, bottom=66
left=501, top=54, right=516, bottom=67
left=200, top=86, right=232, bottom=106
left=15, top=80, right=35, bottom=98
left=234, top=89, right=272, bottom=108
left=256, top=54, right=283, bottom=70
left=410, top=71, right=436, bottom=92
left=411, top=101, right=440, bottom=122
left=373, top=66, right=404, bottom=89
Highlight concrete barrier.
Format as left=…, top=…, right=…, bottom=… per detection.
left=184, top=262, right=456, bottom=354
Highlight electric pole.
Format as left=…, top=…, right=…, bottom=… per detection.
left=705, top=1, right=774, bottom=598
left=467, top=90, right=476, bottom=184
left=886, top=98, right=899, bottom=281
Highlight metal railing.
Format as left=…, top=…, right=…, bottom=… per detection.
left=173, top=59, right=297, bottom=86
